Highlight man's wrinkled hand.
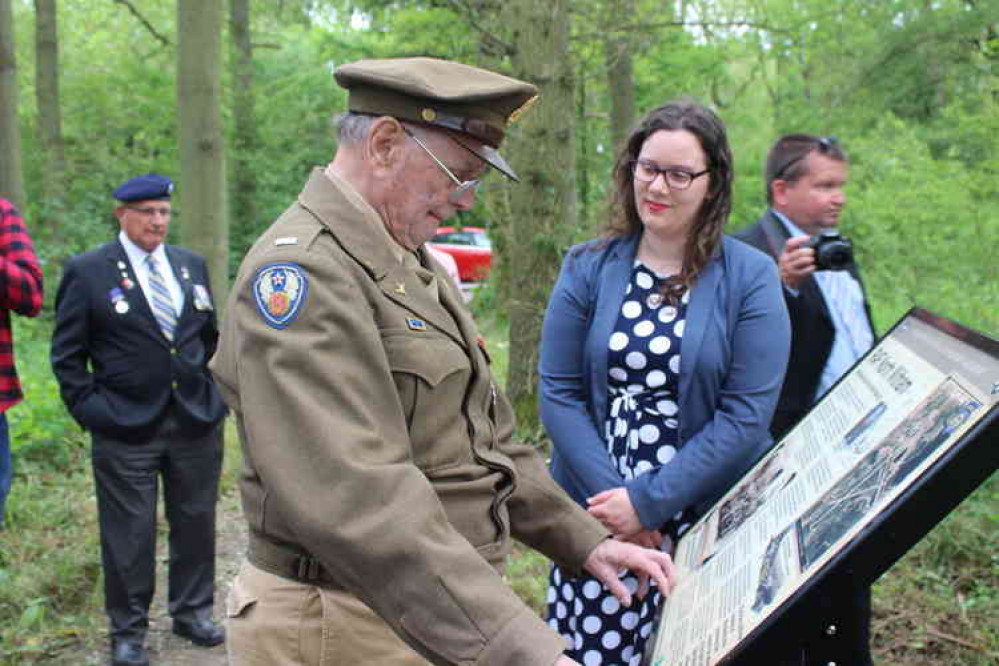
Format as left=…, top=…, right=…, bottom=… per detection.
left=582, top=539, right=676, bottom=608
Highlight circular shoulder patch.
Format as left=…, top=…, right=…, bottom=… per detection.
left=253, top=262, right=309, bottom=329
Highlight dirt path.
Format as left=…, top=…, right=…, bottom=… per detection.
left=63, top=487, right=246, bottom=665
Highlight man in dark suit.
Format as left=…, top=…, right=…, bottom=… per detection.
left=51, top=174, right=228, bottom=666
left=737, top=134, right=874, bottom=438
left=736, top=135, right=875, bottom=665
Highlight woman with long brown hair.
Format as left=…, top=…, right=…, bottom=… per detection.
left=539, top=100, right=790, bottom=665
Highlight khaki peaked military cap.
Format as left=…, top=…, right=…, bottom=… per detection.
left=334, top=57, right=539, bottom=181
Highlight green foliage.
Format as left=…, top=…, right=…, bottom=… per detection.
left=847, top=114, right=999, bottom=336
left=504, top=544, right=550, bottom=616
left=872, top=475, right=999, bottom=664
left=7, top=316, right=83, bottom=467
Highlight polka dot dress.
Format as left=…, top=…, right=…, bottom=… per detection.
left=547, top=261, right=689, bottom=666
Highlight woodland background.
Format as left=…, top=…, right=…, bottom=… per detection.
left=0, top=0, right=996, bottom=663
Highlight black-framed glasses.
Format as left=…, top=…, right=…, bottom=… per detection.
left=126, top=205, right=173, bottom=217
left=772, top=135, right=840, bottom=181
left=632, top=160, right=710, bottom=190
left=403, top=128, right=481, bottom=205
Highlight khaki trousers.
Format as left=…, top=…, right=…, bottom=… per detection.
left=226, top=560, right=431, bottom=665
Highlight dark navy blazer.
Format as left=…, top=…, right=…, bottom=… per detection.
left=51, top=240, right=228, bottom=443
left=539, top=233, right=790, bottom=529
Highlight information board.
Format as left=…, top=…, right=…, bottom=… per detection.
left=646, top=308, right=999, bottom=666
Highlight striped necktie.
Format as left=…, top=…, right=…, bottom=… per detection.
left=146, top=255, right=177, bottom=341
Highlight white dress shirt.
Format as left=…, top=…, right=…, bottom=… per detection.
left=119, top=231, right=185, bottom=316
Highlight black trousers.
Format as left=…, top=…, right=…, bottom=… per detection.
left=91, top=410, right=223, bottom=642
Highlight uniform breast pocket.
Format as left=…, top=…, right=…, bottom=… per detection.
left=382, top=331, right=473, bottom=472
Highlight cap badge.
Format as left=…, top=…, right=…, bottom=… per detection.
left=253, top=262, right=309, bottom=329
left=508, top=94, right=539, bottom=124
left=421, top=108, right=437, bottom=122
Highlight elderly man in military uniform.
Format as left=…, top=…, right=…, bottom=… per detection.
left=51, top=174, right=228, bottom=666
left=210, top=58, right=676, bottom=666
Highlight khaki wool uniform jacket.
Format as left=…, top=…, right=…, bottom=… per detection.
left=211, top=169, right=610, bottom=666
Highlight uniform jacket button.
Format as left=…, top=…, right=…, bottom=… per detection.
left=825, top=624, right=837, bottom=636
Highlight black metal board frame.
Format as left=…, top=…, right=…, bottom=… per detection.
left=646, top=307, right=999, bottom=665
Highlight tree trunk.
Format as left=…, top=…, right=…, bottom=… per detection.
left=229, top=0, right=259, bottom=250
left=177, top=0, right=229, bottom=309
left=34, top=0, right=67, bottom=232
left=603, top=1, right=636, bottom=155
left=0, top=0, right=25, bottom=210
left=500, top=0, right=577, bottom=435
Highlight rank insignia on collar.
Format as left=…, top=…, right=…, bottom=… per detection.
left=253, top=262, right=309, bottom=329
left=406, top=318, right=427, bottom=331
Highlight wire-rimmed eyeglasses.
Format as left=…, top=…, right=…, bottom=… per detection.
left=772, top=135, right=840, bottom=181
left=125, top=205, right=173, bottom=217
left=632, top=160, right=710, bottom=190
left=403, top=128, right=481, bottom=205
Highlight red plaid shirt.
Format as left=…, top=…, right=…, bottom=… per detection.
left=0, top=200, right=43, bottom=413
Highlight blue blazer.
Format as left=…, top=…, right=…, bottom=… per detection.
left=539, top=233, right=790, bottom=528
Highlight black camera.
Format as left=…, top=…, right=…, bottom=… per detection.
left=807, top=231, right=853, bottom=271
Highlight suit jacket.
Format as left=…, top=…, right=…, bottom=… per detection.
left=209, top=169, right=608, bottom=666
left=539, top=233, right=791, bottom=529
left=51, top=240, right=227, bottom=443
left=735, top=210, right=874, bottom=438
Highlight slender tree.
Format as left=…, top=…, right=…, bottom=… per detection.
left=230, top=0, right=259, bottom=251
left=500, top=0, right=577, bottom=431
left=34, top=0, right=67, bottom=232
left=603, top=0, right=637, bottom=154
left=177, top=0, right=229, bottom=306
left=0, top=0, right=25, bottom=209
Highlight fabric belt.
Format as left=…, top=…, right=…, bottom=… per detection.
left=248, top=532, right=343, bottom=589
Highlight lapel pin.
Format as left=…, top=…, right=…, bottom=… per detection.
left=181, top=266, right=191, bottom=281
left=117, top=260, right=126, bottom=270
left=121, top=277, right=135, bottom=290
left=394, top=282, right=407, bottom=296
left=406, top=318, right=427, bottom=331
left=115, top=300, right=130, bottom=314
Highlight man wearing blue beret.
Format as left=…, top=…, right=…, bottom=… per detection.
left=51, top=174, right=228, bottom=666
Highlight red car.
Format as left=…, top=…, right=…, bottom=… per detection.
left=427, top=226, right=492, bottom=283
